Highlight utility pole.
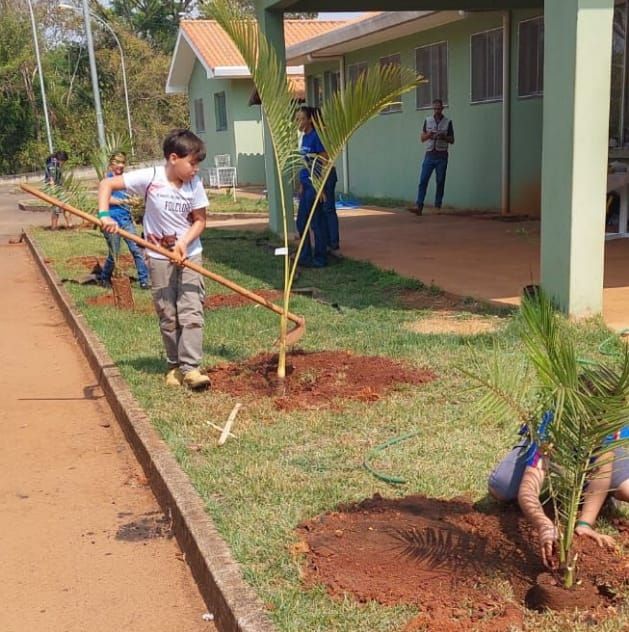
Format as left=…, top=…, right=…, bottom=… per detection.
left=81, top=0, right=106, bottom=148
left=26, top=0, right=53, bottom=154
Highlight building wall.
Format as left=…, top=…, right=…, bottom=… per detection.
left=188, top=62, right=265, bottom=186
left=304, top=9, right=544, bottom=213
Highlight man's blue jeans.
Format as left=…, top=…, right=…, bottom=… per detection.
left=101, top=219, right=149, bottom=286
left=296, top=182, right=327, bottom=267
left=416, top=153, right=449, bottom=208
left=323, top=169, right=339, bottom=250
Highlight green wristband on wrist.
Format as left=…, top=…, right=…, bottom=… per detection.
left=98, top=210, right=111, bottom=218
left=576, top=520, right=593, bottom=529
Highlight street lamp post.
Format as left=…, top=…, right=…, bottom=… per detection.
left=59, top=3, right=134, bottom=156
left=81, top=0, right=106, bottom=148
left=26, top=0, right=54, bottom=154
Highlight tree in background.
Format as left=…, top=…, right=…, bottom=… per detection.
left=0, top=0, right=188, bottom=175
left=109, top=0, right=197, bottom=53
left=199, top=0, right=316, bottom=20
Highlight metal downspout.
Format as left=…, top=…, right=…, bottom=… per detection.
left=340, top=56, right=349, bottom=194
left=501, top=10, right=512, bottom=215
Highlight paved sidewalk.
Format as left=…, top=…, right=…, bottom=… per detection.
left=0, top=189, right=213, bottom=631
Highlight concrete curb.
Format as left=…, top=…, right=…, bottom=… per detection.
left=23, top=231, right=276, bottom=632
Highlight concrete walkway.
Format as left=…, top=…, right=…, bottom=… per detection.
left=210, top=204, right=629, bottom=331
left=0, top=186, right=213, bottom=632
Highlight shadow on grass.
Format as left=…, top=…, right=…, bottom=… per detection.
left=201, top=229, right=513, bottom=317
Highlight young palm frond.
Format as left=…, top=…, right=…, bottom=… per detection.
left=518, top=292, right=629, bottom=587
left=460, top=344, right=535, bottom=427
left=210, top=0, right=422, bottom=377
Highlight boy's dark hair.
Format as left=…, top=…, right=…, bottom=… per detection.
left=433, top=99, right=444, bottom=107
left=163, top=129, right=206, bottom=162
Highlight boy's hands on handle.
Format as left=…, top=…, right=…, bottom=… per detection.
left=20, top=183, right=306, bottom=344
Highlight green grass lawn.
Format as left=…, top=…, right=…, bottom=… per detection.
left=32, top=224, right=629, bottom=632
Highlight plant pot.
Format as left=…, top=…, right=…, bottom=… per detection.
left=111, top=275, right=135, bottom=310
left=525, top=572, right=600, bottom=612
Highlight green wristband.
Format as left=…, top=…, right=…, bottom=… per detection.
left=576, top=520, right=593, bottom=529
left=98, top=210, right=111, bottom=218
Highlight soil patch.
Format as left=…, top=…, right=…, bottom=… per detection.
left=67, top=254, right=134, bottom=269
left=86, top=293, right=153, bottom=313
left=204, top=289, right=282, bottom=310
left=206, top=350, right=435, bottom=411
left=405, top=312, right=504, bottom=335
left=297, top=494, right=629, bottom=631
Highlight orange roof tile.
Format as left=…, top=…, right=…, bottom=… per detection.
left=181, top=20, right=344, bottom=72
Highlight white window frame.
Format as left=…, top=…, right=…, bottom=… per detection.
left=517, top=16, right=544, bottom=98
left=415, top=41, right=449, bottom=110
left=194, top=98, right=205, bottom=134
left=379, top=53, right=402, bottom=114
left=470, top=27, right=504, bottom=104
left=309, top=75, right=323, bottom=107
left=214, top=92, right=227, bottom=132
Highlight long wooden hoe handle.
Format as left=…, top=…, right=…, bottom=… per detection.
left=20, top=183, right=306, bottom=344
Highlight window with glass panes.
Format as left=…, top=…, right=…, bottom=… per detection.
left=214, top=92, right=227, bottom=132
left=415, top=42, right=448, bottom=109
left=471, top=28, right=503, bottom=103
left=379, top=53, right=402, bottom=113
left=347, top=61, right=367, bottom=84
left=194, top=98, right=205, bottom=133
left=518, top=17, right=544, bottom=97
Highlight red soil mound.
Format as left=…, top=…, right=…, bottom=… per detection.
left=203, top=289, right=282, bottom=310
left=297, top=494, right=629, bottom=630
left=206, top=350, right=435, bottom=411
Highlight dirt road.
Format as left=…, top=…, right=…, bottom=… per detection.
left=0, top=187, right=213, bottom=631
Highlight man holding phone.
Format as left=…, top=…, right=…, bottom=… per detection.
left=412, top=98, right=454, bottom=216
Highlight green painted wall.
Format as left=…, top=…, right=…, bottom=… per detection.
left=304, top=10, right=545, bottom=212
left=188, top=61, right=266, bottom=185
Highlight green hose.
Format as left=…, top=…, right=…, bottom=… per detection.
left=598, top=329, right=629, bottom=357
left=363, top=431, right=419, bottom=485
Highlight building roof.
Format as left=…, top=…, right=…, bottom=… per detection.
left=285, top=11, right=467, bottom=64
left=167, top=19, right=344, bottom=94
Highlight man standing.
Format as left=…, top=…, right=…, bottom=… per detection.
left=412, top=99, right=454, bottom=216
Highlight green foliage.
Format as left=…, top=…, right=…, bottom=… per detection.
left=466, top=291, right=629, bottom=587
left=109, top=0, right=196, bottom=53
left=0, top=2, right=188, bottom=175
left=209, top=0, right=422, bottom=376
left=198, top=0, right=316, bottom=19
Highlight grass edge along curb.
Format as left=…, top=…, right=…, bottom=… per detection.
left=23, top=229, right=276, bottom=632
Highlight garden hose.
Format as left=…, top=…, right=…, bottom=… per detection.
left=363, top=431, right=420, bottom=485
left=598, top=329, right=629, bottom=357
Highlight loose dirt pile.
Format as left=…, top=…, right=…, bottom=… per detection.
left=207, top=350, right=435, bottom=411
left=203, top=289, right=282, bottom=310
left=297, top=494, right=629, bottom=631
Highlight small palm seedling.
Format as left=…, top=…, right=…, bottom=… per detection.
left=210, top=0, right=423, bottom=377
left=464, top=291, right=629, bottom=589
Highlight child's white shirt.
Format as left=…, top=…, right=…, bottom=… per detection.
left=123, top=165, right=208, bottom=260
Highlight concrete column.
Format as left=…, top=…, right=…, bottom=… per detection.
left=540, top=0, right=613, bottom=316
left=255, top=7, right=295, bottom=235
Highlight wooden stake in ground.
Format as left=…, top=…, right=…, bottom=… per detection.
left=219, top=403, right=242, bottom=446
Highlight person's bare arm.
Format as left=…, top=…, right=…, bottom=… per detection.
left=420, top=130, right=433, bottom=143
left=518, top=463, right=558, bottom=568
left=173, top=208, right=206, bottom=264
left=97, top=176, right=126, bottom=233
left=575, top=455, right=616, bottom=549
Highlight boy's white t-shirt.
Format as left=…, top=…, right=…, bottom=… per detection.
left=123, top=166, right=208, bottom=260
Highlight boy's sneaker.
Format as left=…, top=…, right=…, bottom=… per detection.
left=165, top=367, right=184, bottom=387
left=139, top=282, right=151, bottom=290
left=182, top=369, right=211, bottom=390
